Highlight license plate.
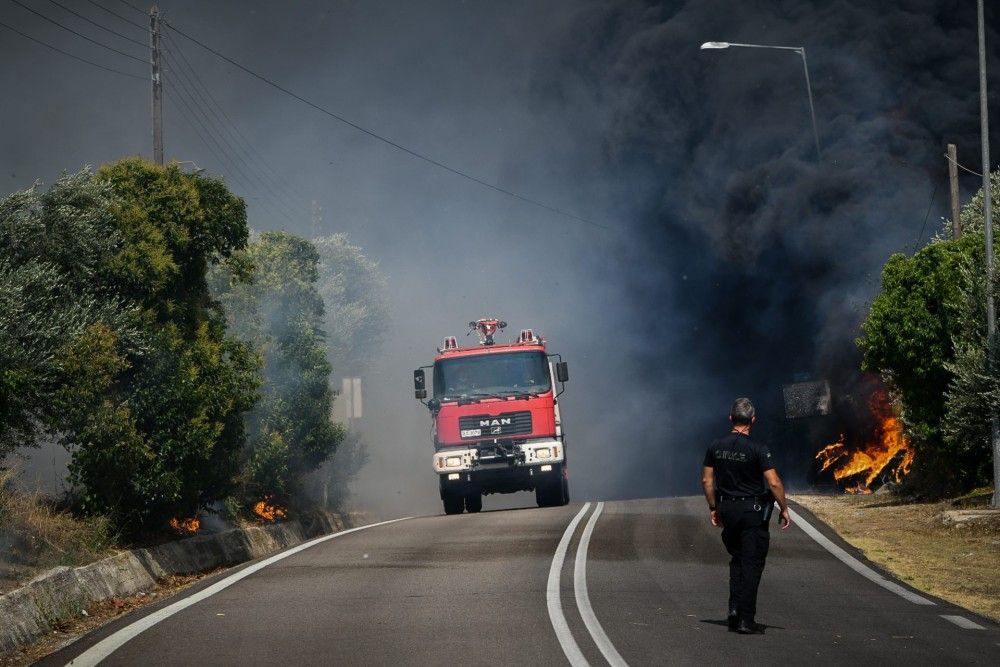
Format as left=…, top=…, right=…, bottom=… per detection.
left=461, top=428, right=482, bottom=438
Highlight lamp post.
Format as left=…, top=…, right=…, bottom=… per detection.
left=977, top=0, right=999, bottom=509
left=700, top=41, right=821, bottom=161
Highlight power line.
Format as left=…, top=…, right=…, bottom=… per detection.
left=943, top=151, right=985, bottom=178
left=913, top=178, right=941, bottom=253
left=165, top=21, right=613, bottom=232
left=164, top=29, right=312, bottom=216
left=8, top=0, right=147, bottom=64
left=0, top=18, right=145, bottom=80
left=43, top=0, right=147, bottom=48
left=162, top=52, right=299, bottom=226
left=162, top=63, right=299, bottom=226
left=112, top=0, right=145, bottom=18
left=83, top=0, right=146, bottom=31
left=162, top=31, right=306, bottom=219
left=163, top=71, right=262, bottom=203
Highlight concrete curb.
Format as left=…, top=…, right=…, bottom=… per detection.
left=0, top=511, right=357, bottom=653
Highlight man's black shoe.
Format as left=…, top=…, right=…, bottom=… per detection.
left=727, top=611, right=739, bottom=631
left=736, top=620, right=765, bottom=635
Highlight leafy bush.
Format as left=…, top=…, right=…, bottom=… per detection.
left=860, top=172, right=1000, bottom=496
left=212, top=231, right=342, bottom=507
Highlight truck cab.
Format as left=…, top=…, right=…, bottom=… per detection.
left=413, top=319, right=570, bottom=514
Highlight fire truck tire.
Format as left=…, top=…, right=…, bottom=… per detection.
left=536, top=475, right=570, bottom=507
left=442, top=492, right=464, bottom=515
left=464, top=494, right=482, bottom=513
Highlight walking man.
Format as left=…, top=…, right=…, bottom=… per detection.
left=702, top=397, right=790, bottom=634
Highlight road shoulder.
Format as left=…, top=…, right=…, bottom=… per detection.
left=791, top=493, right=1000, bottom=623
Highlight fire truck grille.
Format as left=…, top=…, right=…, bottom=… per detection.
left=459, top=411, right=532, bottom=438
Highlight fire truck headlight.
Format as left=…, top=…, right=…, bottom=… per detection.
left=448, top=473, right=460, bottom=480
left=540, top=464, right=553, bottom=472
left=445, top=456, right=462, bottom=468
left=535, top=447, right=551, bottom=459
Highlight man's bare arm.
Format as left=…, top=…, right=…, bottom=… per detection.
left=702, top=466, right=721, bottom=527
left=702, top=466, right=716, bottom=508
left=763, top=468, right=791, bottom=529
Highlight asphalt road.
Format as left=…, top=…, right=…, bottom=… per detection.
left=47, top=497, right=1000, bottom=666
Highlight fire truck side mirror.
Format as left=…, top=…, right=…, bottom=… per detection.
left=413, top=369, right=427, bottom=400
left=556, top=361, right=569, bottom=383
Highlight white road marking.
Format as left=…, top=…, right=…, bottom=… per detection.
left=789, top=508, right=934, bottom=605
left=547, top=503, right=592, bottom=667
left=574, top=502, right=627, bottom=667
left=940, top=614, right=986, bottom=630
left=66, top=517, right=413, bottom=666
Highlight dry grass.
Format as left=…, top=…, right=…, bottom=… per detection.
left=0, top=468, right=117, bottom=594
left=792, top=492, right=1000, bottom=622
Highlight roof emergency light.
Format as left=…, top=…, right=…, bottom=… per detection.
left=519, top=329, right=537, bottom=344
left=440, top=336, right=459, bottom=352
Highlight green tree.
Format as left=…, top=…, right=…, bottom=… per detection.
left=213, top=231, right=342, bottom=506
left=1, top=160, right=259, bottom=534
left=860, top=172, right=1000, bottom=495
left=0, top=171, right=141, bottom=460
left=313, top=234, right=390, bottom=377
left=74, top=159, right=258, bottom=533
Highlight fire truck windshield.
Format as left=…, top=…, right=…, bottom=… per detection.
left=434, top=351, right=550, bottom=400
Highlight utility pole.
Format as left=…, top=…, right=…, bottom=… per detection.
left=150, top=5, right=163, bottom=165
left=311, top=200, right=323, bottom=239
left=948, top=144, right=962, bottom=239
left=977, top=0, right=999, bottom=508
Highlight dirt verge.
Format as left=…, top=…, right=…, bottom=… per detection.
left=791, top=492, right=1000, bottom=622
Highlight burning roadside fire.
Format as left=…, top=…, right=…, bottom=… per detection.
left=815, top=391, right=914, bottom=494
left=169, top=517, right=200, bottom=533
left=253, top=497, right=287, bottom=522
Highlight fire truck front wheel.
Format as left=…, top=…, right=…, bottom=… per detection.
left=442, top=491, right=464, bottom=515
left=465, top=493, right=482, bottom=513
left=535, top=468, right=569, bottom=507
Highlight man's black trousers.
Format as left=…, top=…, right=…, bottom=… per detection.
left=719, top=500, right=771, bottom=621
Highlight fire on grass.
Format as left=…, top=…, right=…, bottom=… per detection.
left=169, top=516, right=200, bottom=533
left=815, top=389, right=914, bottom=494
left=253, top=496, right=287, bottom=522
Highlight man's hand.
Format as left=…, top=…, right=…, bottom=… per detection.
left=778, top=507, right=791, bottom=530
left=710, top=509, right=722, bottom=527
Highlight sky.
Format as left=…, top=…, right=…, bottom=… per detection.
left=2, top=0, right=999, bottom=516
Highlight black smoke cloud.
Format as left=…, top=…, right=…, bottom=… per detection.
left=531, top=0, right=1000, bottom=494
left=2, top=1, right=999, bottom=511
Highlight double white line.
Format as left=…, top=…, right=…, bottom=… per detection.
left=547, top=502, right=627, bottom=667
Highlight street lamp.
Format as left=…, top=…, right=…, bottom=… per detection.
left=976, top=0, right=998, bottom=508
left=700, top=41, right=822, bottom=160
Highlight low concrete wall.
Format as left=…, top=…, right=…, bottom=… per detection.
left=0, top=511, right=355, bottom=653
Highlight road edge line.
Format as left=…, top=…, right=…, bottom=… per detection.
left=788, top=508, right=934, bottom=605
left=66, top=516, right=413, bottom=666
left=547, top=503, right=591, bottom=667
left=940, top=614, right=986, bottom=630
left=573, top=502, right=627, bottom=667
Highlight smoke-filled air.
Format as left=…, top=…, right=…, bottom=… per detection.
left=2, top=0, right=999, bottom=519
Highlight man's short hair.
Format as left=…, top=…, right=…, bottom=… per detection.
left=730, top=397, right=755, bottom=425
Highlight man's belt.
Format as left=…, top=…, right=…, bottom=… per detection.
left=719, top=494, right=770, bottom=502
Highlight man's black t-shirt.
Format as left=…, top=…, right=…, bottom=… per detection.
left=703, top=432, right=774, bottom=497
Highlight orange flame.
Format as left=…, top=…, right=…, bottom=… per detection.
left=815, top=396, right=914, bottom=493
left=253, top=497, right=287, bottom=522
left=169, top=516, right=200, bottom=533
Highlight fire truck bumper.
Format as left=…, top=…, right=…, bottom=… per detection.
left=432, top=439, right=564, bottom=473
left=433, top=439, right=565, bottom=494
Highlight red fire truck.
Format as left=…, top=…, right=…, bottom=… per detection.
left=413, top=318, right=570, bottom=514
